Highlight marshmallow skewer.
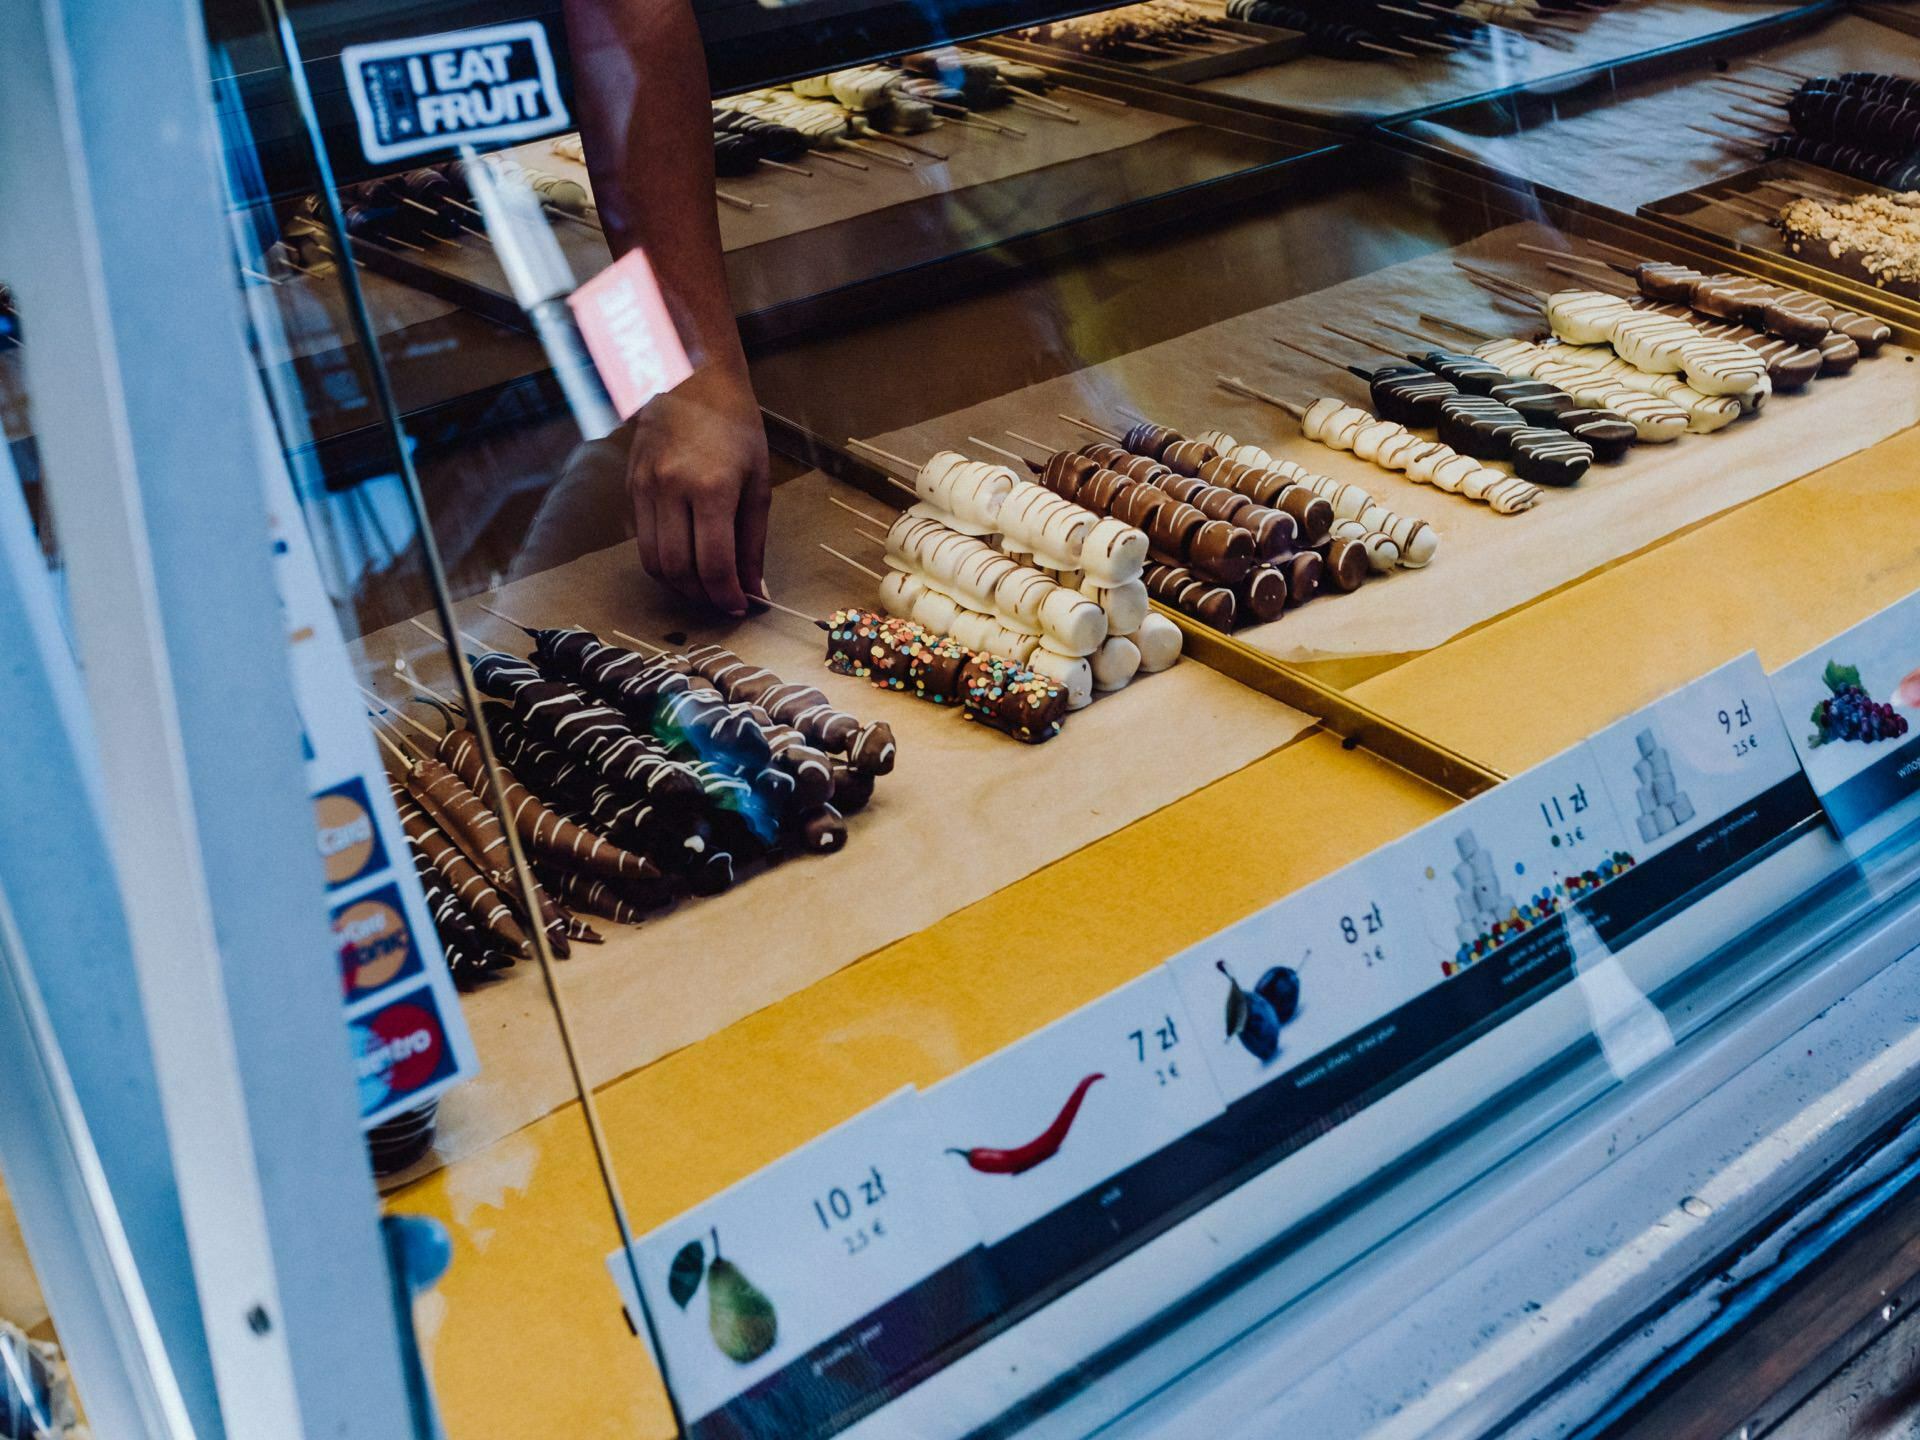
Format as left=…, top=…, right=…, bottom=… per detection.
left=1281, top=330, right=1596, bottom=483
left=1193, top=430, right=1440, bottom=569
left=1353, top=316, right=1639, bottom=460
left=1534, top=260, right=1824, bottom=391
left=1086, top=413, right=1400, bottom=582
left=1217, top=375, right=1542, bottom=514
left=1457, top=263, right=1771, bottom=403
left=1455, top=270, right=1745, bottom=433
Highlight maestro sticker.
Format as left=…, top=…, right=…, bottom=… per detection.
left=340, top=21, right=568, bottom=165
left=352, top=997, right=455, bottom=1115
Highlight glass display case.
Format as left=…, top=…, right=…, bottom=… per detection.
left=7, top=0, right=1920, bottom=1436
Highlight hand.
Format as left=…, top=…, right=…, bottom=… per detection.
left=625, top=362, right=770, bottom=617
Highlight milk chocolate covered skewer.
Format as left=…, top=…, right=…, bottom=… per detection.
left=679, top=643, right=898, bottom=773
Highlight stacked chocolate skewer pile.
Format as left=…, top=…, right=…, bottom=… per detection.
left=370, top=619, right=901, bottom=987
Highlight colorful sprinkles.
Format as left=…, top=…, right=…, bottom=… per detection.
left=826, top=608, right=1067, bottom=743
left=1441, top=850, right=1637, bottom=976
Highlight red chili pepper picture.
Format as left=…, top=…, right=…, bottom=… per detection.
left=946, top=1073, right=1105, bottom=1175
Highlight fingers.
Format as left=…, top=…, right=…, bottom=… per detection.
left=628, top=447, right=663, bottom=586
left=654, top=486, right=699, bottom=607
left=735, top=468, right=771, bottom=607
left=692, top=484, right=750, bottom=617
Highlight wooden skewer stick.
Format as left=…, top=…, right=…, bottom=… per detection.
left=1399, top=33, right=1460, bottom=53
left=1684, top=122, right=1764, bottom=148
left=942, top=111, right=1020, bottom=136
left=748, top=592, right=830, bottom=629
left=1004, top=430, right=1057, bottom=460
left=1515, top=241, right=1607, bottom=269
left=851, top=524, right=890, bottom=548
left=827, top=494, right=895, bottom=527
left=392, top=657, right=461, bottom=711
left=1576, top=237, right=1644, bottom=265
left=1053, top=83, right=1128, bottom=107
left=844, top=437, right=921, bottom=475
left=966, top=436, right=1036, bottom=469
left=475, top=600, right=538, bottom=633
left=1708, top=112, right=1780, bottom=136
left=1273, top=332, right=1361, bottom=371
left=1370, top=313, right=1450, bottom=348
left=1453, top=260, right=1545, bottom=302
left=760, top=158, right=815, bottom=177
left=1713, top=77, right=1789, bottom=102
left=1321, top=322, right=1406, bottom=359
left=1003, top=83, right=1075, bottom=113
left=840, top=138, right=914, bottom=168
left=1690, top=191, right=1778, bottom=224
left=813, top=149, right=871, bottom=170
left=1217, top=374, right=1306, bottom=420
left=610, top=630, right=666, bottom=655
left=863, top=130, right=949, bottom=161
left=369, top=724, right=420, bottom=771
left=359, top=688, right=440, bottom=745
left=1008, top=94, right=1079, bottom=123
left=1543, top=260, right=1628, bottom=294
left=1420, top=312, right=1496, bottom=343
left=1456, top=271, right=1538, bottom=316
left=380, top=233, right=429, bottom=253
left=1360, top=39, right=1425, bottom=60
left=820, top=544, right=886, bottom=583
left=1726, top=101, right=1790, bottom=128
left=716, top=190, right=760, bottom=211
left=399, top=196, right=444, bottom=219
left=1058, top=413, right=1124, bottom=442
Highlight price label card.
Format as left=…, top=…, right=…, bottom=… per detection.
left=1586, top=654, right=1800, bottom=859
left=917, top=969, right=1224, bottom=1245
left=1401, top=745, right=1634, bottom=978
left=1772, top=592, right=1920, bottom=846
left=1164, top=843, right=1434, bottom=1104
left=607, top=1090, right=981, bottom=1425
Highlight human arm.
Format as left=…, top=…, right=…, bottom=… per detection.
left=562, top=0, right=769, bottom=615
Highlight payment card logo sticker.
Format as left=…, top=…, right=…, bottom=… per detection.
left=352, top=997, right=456, bottom=1116
left=332, top=884, right=423, bottom=1000
left=314, top=777, right=386, bottom=889
left=341, top=21, right=568, bottom=165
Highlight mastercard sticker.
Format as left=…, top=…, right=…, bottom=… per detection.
left=332, top=883, right=424, bottom=1001
left=351, top=993, right=459, bottom=1119
left=314, top=777, right=388, bottom=890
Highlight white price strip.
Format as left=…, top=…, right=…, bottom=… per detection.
left=1400, top=744, right=1633, bottom=978
left=1165, top=842, right=1432, bottom=1104
left=1587, top=653, right=1799, bottom=859
left=918, top=969, right=1224, bottom=1245
left=1772, top=591, right=1920, bottom=849
left=608, top=1089, right=980, bottom=1424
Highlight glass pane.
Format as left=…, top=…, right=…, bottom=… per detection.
left=183, top=0, right=1920, bottom=1434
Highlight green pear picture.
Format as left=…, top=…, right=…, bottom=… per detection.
left=707, top=1257, right=778, bottom=1364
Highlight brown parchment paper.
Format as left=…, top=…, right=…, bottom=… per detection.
left=1195, top=0, right=1801, bottom=119
left=1403, top=14, right=1920, bottom=209
left=507, top=98, right=1195, bottom=255
left=357, top=469, right=1307, bottom=1172
left=864, top=219, right=1920, bottom=663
